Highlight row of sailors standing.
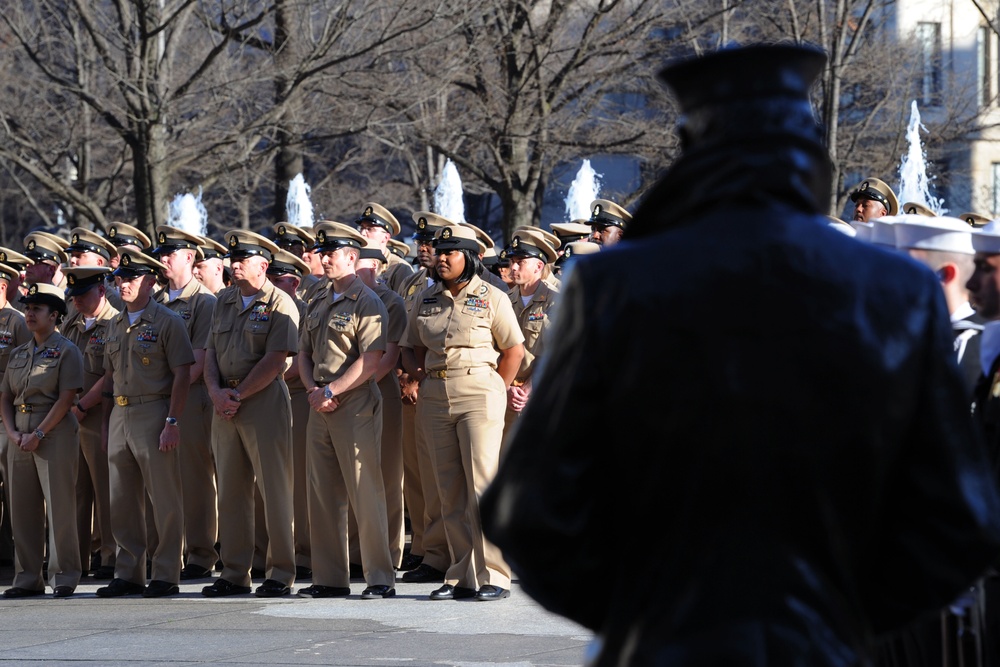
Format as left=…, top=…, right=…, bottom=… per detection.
left=0, top=196, right=631, bottom=600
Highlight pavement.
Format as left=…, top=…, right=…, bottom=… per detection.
left=0, top=564, right=593, bottom=666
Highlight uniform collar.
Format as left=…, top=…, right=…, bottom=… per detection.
left=157, top=277, right=203, bottom=304
left=329, top=274, right=364, bottom=303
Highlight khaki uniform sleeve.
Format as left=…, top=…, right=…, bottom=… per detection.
left=189, top=292, right=217, bottom=349
left=59, top=340, right=85, bottom=393
left=163, top=311, right=196, bottom=370
left=384, top=292, right=406, bottom=344
left=491, top=289, right=525, bottom=350
left=266, top=290, right=299, bottom=355
left=356, top=293, right=388, bottom=354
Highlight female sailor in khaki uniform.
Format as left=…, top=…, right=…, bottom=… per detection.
left=1, top=283, right=83, bottom=598
left=400, top=225, right=524, bottom=601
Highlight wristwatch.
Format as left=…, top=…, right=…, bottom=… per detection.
left=165, top=417, right=178, bottom=427
left=33, top=428, right=45, bottom=440
left=323, top=386, right=334, bottom=400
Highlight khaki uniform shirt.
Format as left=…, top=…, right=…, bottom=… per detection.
left=300, top=275, right=386, bottom=384
left=155, top=278, right=217, bottom=350
left=482, top=269, right=510, bottom=293
left=296, top=274, right=320, bottom=303
left=2, top=331, right=84, bottom=405
left=62, top=298, right=120, bottom=396
left=207, top=280, right=299, bottom=384
left=286, top=296, right=308, bottom=393
left=398, top=267, right=432, bottom=312
left=373, top=282, right=406, bottom=345
left=400, top=274, right=523, bottom=372
left=0, top=303, right=31, bottom=382
left=509, top=281, right=558, bottom=381
left=104, top=301, right=195, bottom=396
left=300, top=276, right=329, bottom=306
left=384, top=252, right=414, bottom=294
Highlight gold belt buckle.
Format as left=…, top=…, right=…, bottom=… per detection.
left=430, top=370, right=447, bottom=379
left=227, top=379, right=241, bottom=389
left=115, top=396, right=129, bottom=407
left=16, top=404, right=31, bottom=413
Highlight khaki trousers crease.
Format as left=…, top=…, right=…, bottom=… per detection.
left=213, top=379, right=295, bottom=588
left=8, top=413, right=81, bottom=590
left=108, top=400, right=183, bottom=585
left=76, top=409, right=114, bottom=569
left=179, top=383, right=218, bottom=569
left=289, top=385, right=311, bottom=568
left=418, top=371, right=509, bottom=589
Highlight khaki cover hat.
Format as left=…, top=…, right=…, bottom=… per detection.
left=433, top=225, right=485, bottom=255
left=112, top=249, right=168, bottom=278
left=507, top=228, right=558, bottom=263
left=387, top=238, right=411, bottom=259
left=272, top=222, right=316, bottom=249
left=105, top=222, right=152, bottom=250
left=849, top=178, right=899, bottom=217
left=313, top=221, right=367, bottom=251
left=960, top=212, right=992, bottom=228
left=458, top=222, right=496, bottom=250
left=196, top=235, right=228, bottom=261
left=356, top=203, right=401, bottom=236
left=412, top=212, right=456, bottom=241
left=266, top=249, right=311, bottom=278
left=512, top=225, right=562, bottom=250
left=24, top=231, right=69, bottom=265
left=550, top=221, right=592, bottom=244
left=0, top=263, right=18, bottom=282
left=153, top=225, right=204, bottom=259
left=901, top=202, right=936, bottom=217
left=0, top=247, right=34, bottom=270
left=224, top=230, right=281, bottom=261
left=20, top=282, right=66, bottom=313
left=589, top=199, right=632, bottom=230
left=555, top=240, right=601, bottom=267
left=67, top=228, right=117, bottom=262
left=64, top=266, right=113, bottom=296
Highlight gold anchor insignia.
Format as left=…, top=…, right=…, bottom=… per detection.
left=441, top=228, right=452, bottom=239
left=318, top=230, right=326, bottom=243
left=158, top=232, right=167, bottom=243
left=364, top=206, right=373, bottom=217
left=565, top=247, right=572, bottom=258
left=418, top=218, right=427, bottom=228
left=862, top=181, right=870, bottom=190
left=26, top=240, right=35, bottom=251
left=593, top=205, right=602, bottom=216
left=28, top=284, right=37, bottom=295
left=109, top=227, right=117, bottom=237
left=122, top=254, right=131, bottom=265
left=513, top=237, right=521, bottom=247
left=68, top=275, right=76, bottom=285
left=229, top=236, right=238, bottom=247
left=278, top=225, right=286, bottom=235
left=72, top=234, right=80, bottom=244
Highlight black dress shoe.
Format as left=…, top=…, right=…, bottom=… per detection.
left=475, top=584, right=510, bottom=601
left=255, top=578, right=291, bottom=598
left=179, top=564, right=213, bottom=580
left=349, top=562, right=364, bottom=579
left=90, top=552, right=101, bottom=572
left=96, top=578, right=145, bottom=598
left=398, top=552, right=423, bottom=571
left=361, top=585, right=395, bottom=599
left=92, top=565, right=115, bottom=580
left=52, top=586, right=75, bottom=598
left=201, top=578, right=251, bottom=597
left=3, top=587, right=45, bottom=599
left=143, top=580, right=180, bottom=598
left=401, top=563, right=445, bottom=583
left=249, top=567, right=266, bottom=579
left=295, top=565, right=313, bottom=580
left=429, top=584, right=476, bottom=600
left=297, top=584, right=350, bottom=598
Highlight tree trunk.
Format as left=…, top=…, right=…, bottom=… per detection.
left=273, top=0, right=304, bottom=225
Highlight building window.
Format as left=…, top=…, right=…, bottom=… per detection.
left=980, top=26, right=991, bottom=107
left=916, top=22, right=942, bottom=106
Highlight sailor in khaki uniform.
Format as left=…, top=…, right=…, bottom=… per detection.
left=296, top=223, right=394, bottom=599
left=398, top=213, right=453, bottom=582
left=65, top=228, right=123, bottom=312
left=355, top=203, right=413, bottom=293
left=0, top=283, right=83, bottom=598
left=97, top=251, right=193, bottom=598
left=273, top=222, right=320, bottom=303
left=458, top=222, right=509, bottom=293
left=22, top=231, right=69, bottom=290
left=63, top=267, right=120, bottom=580
left=399, top=224, right=524, bottom=600
left=501, top=229, right=559, bottom=450
left=549, top=220, right=592, bottom=248
left=588, top=199, right=632, bottom=247
left=387, top=238, right=412, bottom=265
left=0, top=261, right=30, bottom=568
left=354, top=246, right=407, bottom=569
left=193, top=235, right=229, bottom=295
left=553, top=240, right=600, bottom=277
left=511, top=225, right=561, bottom=290
left=849, top=177, right=899, bottom=223
left=152, top=226, right=220, bottom=579
left=266, top=249, right=313, bottom=578
left=202, top=230, right=299, bottom=598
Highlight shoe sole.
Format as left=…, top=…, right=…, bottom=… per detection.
left=360, top=589, right=396, bottom=600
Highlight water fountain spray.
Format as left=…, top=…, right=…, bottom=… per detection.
left=434, top=160, right=466, bottom=223
left=166, top=188, right=208, bottom=237
left=896, top=100, right=945, bottom=214
left=286, top=174, right=314, bottom=228
left=564, top=160, right=601, bottom=221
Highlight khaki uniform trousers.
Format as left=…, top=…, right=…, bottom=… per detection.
left=179, top=383, right=218, bottom=569
left=213, top=379, right=295, bottom=588
left=108, top=399, right=183, bottom=585
left=76, top=409, right=114, bottom=569
left=418, top=368, right=510, bottom=589
left=307, top=381, right=394, bottom=588
left=8, top=411, right=81, bottom=590
left=350, top=373, right=404, bottom=567
left=401, top=401, right=450, bottom=571
left=289, top=383, right=311, bottom=568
